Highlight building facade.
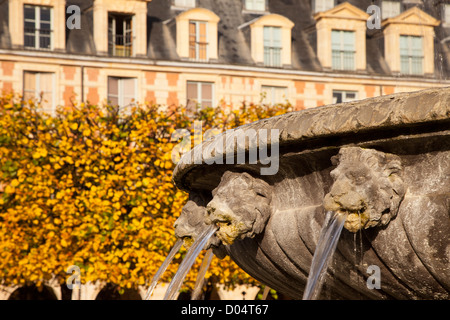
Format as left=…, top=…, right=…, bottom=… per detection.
left=0, top=0, right=449, bottom=114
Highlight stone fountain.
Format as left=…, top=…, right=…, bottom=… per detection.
left=172, top=87, right=450, bottom=300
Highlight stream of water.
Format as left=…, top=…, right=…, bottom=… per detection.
left=303, top=211, right=346, bottom=300
left=144, top=239, right=183, bottom=300
left=163, top=225, right=218, bottom=300
left=191, top=248, right=214, bottom=300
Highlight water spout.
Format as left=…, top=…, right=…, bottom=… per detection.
left=303, top=211, right=346, bottom=300
left=164, top=225, right=218, bottom=300
left=144, top=239, right=183, bottom=300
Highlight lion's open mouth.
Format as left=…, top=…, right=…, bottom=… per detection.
left=336, top=205, right=370, bottom=233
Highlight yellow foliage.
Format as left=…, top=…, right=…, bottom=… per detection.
left=0, top=93, right=292, bottom=292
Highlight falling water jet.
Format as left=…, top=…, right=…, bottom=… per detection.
left=303, top=211, right=346, bottom=300
left=144, top=238, right=183, bottom=300
left=191, top=248, right=214, bottom=300
left=164, top=225, right=218, bottom=300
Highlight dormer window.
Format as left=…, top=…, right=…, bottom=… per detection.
left=313, top=3, right=368, bottom=71
left=382, top=1, right=401, bottom=19
left=245, top=0, right=266, bottom=12
left=24, top=5, right=52, bottom=50
left=246, top=14, right=294, bottom=67
left=382, top=7, right=439, bottom=76
left=312, top=0, right=335, bottom=14
left=108, top=13, right=133, bottom=57
left=175, top=8, right=220, bottom=62
left=93, top=0, right=148, bottom=57
left=173, top=0, right=196, bottom=8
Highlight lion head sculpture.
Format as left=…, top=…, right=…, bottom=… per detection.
left=323, top=147, right=406, bottom=233
left=205, top=171, right=273, bottom=245
left=173, top=191, right=226, bottom=257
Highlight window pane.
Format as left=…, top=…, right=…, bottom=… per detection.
left=411, top=36, right=423, bottom=57
left=174, top=0, right=195, bottom=7
left=262, top=86, right=287, bottom=105
left=35, top=72, right=54, bottom=113
left=273, top=87, right=287, bottom=104
left=445, top=4, right=450, bottom=23
left=40, top=7, right=51, bottom=23
left=263, top=26, right=271, bottom=47
left=108, top=77, right=119, bottom=105
left=122, top=78, right=136, bottom=105
left=382, top=1, right=400, bottom=19
left=314, top=0, right=335, bottom=13
left=333, top=92, right=342, bottom=104
left=40, top=35, right=51, bottom=49
left=331, top=30, right=341, bottom=50
left=342, top=31, right=355, bottom=51
left=189, top=22, right=197, bottom=59
left=345, top=92, right=356, bottom=100
left=24, top=6, right=35, bottom=20
left=187, top=82, right=198, bottom=101
left=246, top=0, right=265, bottom=11
left=201, top=83, right=212, bottom=100
left=399, top=35, right=409, bottom=55
left=24, top=72, right=36, bottom=100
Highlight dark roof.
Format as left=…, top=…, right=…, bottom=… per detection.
left=0, top=0, right=449, bottom=79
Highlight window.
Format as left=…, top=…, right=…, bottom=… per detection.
left=23, top=71, right=54, bottom=114
left=187, top=81, right=214, bottom=109
left=108, top=13, right=133, bottom=57
left=382, top=1, right=401, bottom=19
left=189, top=21, right=208, bottom=61
left=400, top=35, right=423, bottom=75
left=332, top=90, right=357, bottom=104
left=108, top=77, right=137, bottom=111
left=264, top=26, right=282, bottom=67
left=245, top=0, right=266, bottom=11
left=331, top=30, right=355, bottom=71
left=443, top=4, right=450, bottom=25
left=312, top=0, right=335, bottom=13
left=173, top=0, right=196, bottom=7
left=24, top=5, right=52, bottom=50
left=261, top=86, right=287, bottom=105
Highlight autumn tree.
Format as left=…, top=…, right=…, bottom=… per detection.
left=0, top=94, right=292, bottom=295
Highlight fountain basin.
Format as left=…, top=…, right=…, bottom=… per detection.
left=172, top=87, right=450, bottom=299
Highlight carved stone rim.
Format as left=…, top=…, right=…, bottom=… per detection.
left=173, top=87, right=450, bottom=191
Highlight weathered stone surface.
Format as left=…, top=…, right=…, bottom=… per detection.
left=323, top=147, right=406, bottom=232
left=172, top=87, right=450, bottom=299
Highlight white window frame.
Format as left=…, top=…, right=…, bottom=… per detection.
left=186, top=81, right=214, bottom=109
left=107, top=77, right=138, bottom=113
left=382, top=1, right=401, bottom=19
left=23, top=71, right=56, bottom=115
left=261, top=85, right=288, bottom=105
left=399, top=35, right=423, bottom=75
left=245, top=0, right=266, bottom=12
left=312, top=0, right=335, bottom=14
left=189, top=20, right=209, bottom=61
left=331, top=29, right=356, bottom=71
left=173, top=0, right=196, bottom=8
left=263, top=26, right=282, bottom=67
left=24, top=5, right=53, bottom=50
left=442, top=4, right=450, bottom=26
left=332, top=90, right=358, bottom=104
left=108, top=13, right=134, bottom=57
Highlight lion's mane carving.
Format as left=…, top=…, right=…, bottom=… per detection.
left=205, top=171, right=273, bottom=245
left=324, top=147, right=406, bottom=232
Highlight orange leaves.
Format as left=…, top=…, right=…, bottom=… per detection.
left=0, top=94, right=292, bottom=291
